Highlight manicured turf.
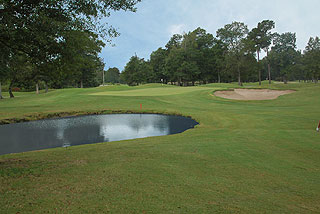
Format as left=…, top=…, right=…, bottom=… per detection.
left=90, top=85, right=209, bottom=96
left=0, top=82, right=320, bottom=213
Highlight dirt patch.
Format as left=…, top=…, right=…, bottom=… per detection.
left=214, top=89, right=295, bottom=100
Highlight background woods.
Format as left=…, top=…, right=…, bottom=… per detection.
left=122, top=21, right=319, bottom=86
left=1, top=2, right=319, bottom=97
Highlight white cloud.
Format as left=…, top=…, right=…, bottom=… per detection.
left=168, top=24, right=187, bottom=36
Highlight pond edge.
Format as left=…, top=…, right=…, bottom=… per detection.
left=0, top=109, right=199, bottom=126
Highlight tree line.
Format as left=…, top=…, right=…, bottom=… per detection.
left=0, top=0, right=141, bottom=99
left=121, top=20, right=320, bottom=86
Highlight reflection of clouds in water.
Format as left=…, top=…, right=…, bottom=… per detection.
left=99, top=114, right=170, bottom=142
left=29, top=114, right=170, bottom=145
left=1, top=114, right=196, bottom=155
left=20, top=115, right=188, bottom=144
left=55, top=119, right=68, bottom=140
left=99, top=124, right=169, bottom=142
left=128, top=114, right=169, bottom=132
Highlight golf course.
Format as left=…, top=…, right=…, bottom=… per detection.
left=0, top=82, right=320, bottom=213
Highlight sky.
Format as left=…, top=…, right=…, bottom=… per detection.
left=100, top=0, right=320, bottom=71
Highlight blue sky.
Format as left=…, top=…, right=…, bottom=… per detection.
left=101, top=0, right=320, bottom=71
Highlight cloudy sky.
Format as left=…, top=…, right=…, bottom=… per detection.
left=101, top=0, right=320, bottom=71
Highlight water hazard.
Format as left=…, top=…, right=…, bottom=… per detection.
left=0, top=114, right=198, bottom=155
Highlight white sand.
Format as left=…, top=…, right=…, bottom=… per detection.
left=214, top=89, right=295, bottom=100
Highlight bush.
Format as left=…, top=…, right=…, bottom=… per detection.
left=12, top=87, right=21, bottom=92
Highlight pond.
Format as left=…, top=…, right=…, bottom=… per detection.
left=0, top=114, right=198, bottom=155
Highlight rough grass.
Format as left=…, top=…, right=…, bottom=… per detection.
left=0, top=81, right=320, bottom=213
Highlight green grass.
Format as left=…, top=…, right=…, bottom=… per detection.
left=0, top=82, right=320, bottom=213
left=90, top=85, right=208, bottom=96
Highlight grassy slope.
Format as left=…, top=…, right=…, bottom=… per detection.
left=0, top=82, right=320, bottom=213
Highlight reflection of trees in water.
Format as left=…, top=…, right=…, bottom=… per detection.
left=0, top=117, right=106, bottom=155
left=168, top=116, right=198, bottom=134
left=0, top=114, right=198, bottom=155
left=63, top=124, right=105, bottom=146
left=54, top=116, right=106, bottom=146
left=0, top=122, right=66, bottom=155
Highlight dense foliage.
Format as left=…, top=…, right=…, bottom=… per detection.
left=1, top=3, right=319, bottom=99
left=0, top=0, right=141, bottom=97
left=105, top=67, right=121, bottom=84
left=122, top=20, right=320, bottom=86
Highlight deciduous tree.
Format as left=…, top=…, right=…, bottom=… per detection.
left=105, top=67, right=121, bottom=84
left=269, top=32, right=298, bottom=83
left=248, top=20, right=275, bottom=85
left=303, top=36, right=320, bottom=83
left=217, top=21, right=250, bottom=85
left=0, top=0, right=141, bottom=95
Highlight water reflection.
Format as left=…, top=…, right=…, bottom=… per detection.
left=0, top=114, right=198, bottom=155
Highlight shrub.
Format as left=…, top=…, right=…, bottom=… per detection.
left=12, top=87, right=21, bottom=92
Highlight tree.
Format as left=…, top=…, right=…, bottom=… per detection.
left=149, top=48, right=168, bottom=83
left=209, top=39, right=227, bottom=83
left=186, top=28, right=215, bottom=84
left=269, top=32, right=298, bottom=83
left=248, top=20, right=275, bottom=85
left=105, top=67, right=120, bottom=84
left=0, top=72, right=6, bottom=99
left=216, top=21, right=250, bottom=85
left=0, top=0, right=141, bottom=96
left=0, top=0, right=140, bottom=55
left=0, top=45, right=10, bottom=99
left=164, top=28, right=215, bottom=86
left=122, top=56, right=148, bottom=86
left=179, top=29, right=201, bottom=85
left=303, top=37, right=320, bottom=83
left=164, top=47, right=185, bottom=85
left=165, top=34, right=183, bottom=51
left=60, top=30, right=105, bottom=88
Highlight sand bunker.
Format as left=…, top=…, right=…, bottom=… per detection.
left=214, top=89, right=295, bottom=100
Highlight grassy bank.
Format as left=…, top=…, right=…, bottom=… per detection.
left=1, top=82, right=320, bottom=213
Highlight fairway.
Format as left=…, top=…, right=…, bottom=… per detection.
left=0, top=83, right=320, bottom=213
left=90, top=85, right=209, bottom=96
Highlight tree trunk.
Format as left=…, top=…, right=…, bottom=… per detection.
left=266, top=49, right=271, bottom=84
left=102, top=70, right=105, bottom=86
left=0, top=82, right=3, bottom=99
left=283, top=76, right=288, bottom=84
left=36, top=83, right=39, bottom=94
left=9, top=81, right=14, bottom=98
left=257, top=50, right=261, bottom=85
left=218, top=72, right=221, bottom=83
left=268, top=63, right=271, bottom=84
left=80, top=80, right=83, bottom=88
left=238, top=64, right=241, bottom=86
left=45, top=83, right=48, bottom=93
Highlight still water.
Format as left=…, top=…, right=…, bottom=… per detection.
left=0, top=114, right=198, bottom=155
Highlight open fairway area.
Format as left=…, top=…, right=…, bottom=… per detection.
left=0, top=82, right=320, bottom=213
